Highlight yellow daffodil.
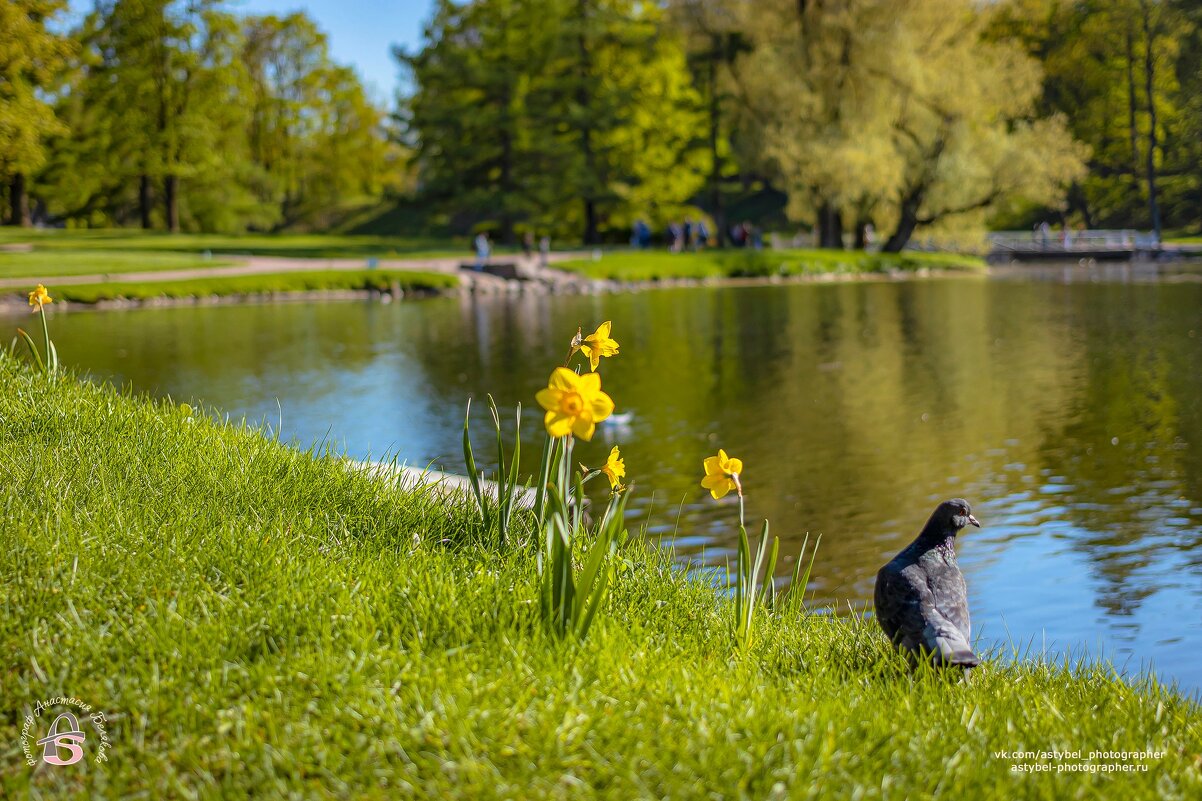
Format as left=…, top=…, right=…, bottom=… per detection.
left=600, top=446, right=626, bottom=489
left=701, top=448, right=743, bottom=500
left=28, top=284, right=52, bottom=310
left=573, top=321, right=619, bottom=372
left=535, top=367, right=615, bottom=441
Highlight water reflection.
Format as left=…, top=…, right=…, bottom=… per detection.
left=16, top=276, right=1202, bottom=691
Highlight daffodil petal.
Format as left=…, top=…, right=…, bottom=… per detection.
left=589, top=390, right=614, bottom=421
left=594, top=321, right=612, bottom=340
left=548, top=367, right=579, bottom=392
left=535, top=387, right=561, bottom=413
left=572, top=416, right=596, bottom=441
left=545, top=410, right=574, bottom=438
left=703, top=456, right=723, bottom=476
left=726, top=458, right=743, bottom=476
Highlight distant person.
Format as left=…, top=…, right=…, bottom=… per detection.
left=696, top=219, right=710, bottom=250
left=474, top=232, right=491, bottom=271
left=632, top=219, right=651, bottom=249
left=730, top=223, right=746, bottom=248
left=539, top=235, right=550, bottom=268
left=668, top=222, right=683, bottom=253
left=682, top=218, right=693, bottom=251
left=522, top=230, right=534, bottom=260
left=864, top=222, right=876, bottom=249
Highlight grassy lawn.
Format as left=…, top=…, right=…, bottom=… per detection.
left=0, top=357, right=1198, bottom=798
left=558, top=248, right=986, bottom=281
left=0, top=229, right=471, bottom=260
left=35, top=270, right=458, bottom=304
left=0, top=249, right=235, bottom=278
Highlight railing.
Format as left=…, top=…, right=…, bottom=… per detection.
left=988, top=229, right=1159, bottom=253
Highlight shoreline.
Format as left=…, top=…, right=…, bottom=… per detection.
left=0, top=264, right=983, bottom=313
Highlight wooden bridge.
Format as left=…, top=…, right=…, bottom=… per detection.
left=987, top=229, right=1162, bottom=262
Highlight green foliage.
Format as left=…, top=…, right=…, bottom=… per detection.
left=0, top=1, right=75, bottom=225
left=28, top=2, right=397, bottom=234
left=992, top=0, right=1198, bottom=235
left=724, top=0, right=1086, bottom=251
left=401, top=0, right=708, bottom=243
left=0, top=358, right=1199, bottom=797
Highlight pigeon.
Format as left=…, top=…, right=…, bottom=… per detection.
left=874, top=498, right=981, bottom=668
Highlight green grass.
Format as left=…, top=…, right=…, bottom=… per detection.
left=35, top=269, right=458, bottom=304
left=558, top=248, right=986, bottom=281
left=0, top=229, right=471, bottom=260
left=0, top=358, right=1198, bottom=798
left=0, top=249, right=234, bottom=278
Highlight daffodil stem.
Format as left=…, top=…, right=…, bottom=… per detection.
left=37, top=304, right=52, bottom=376
left=733, top=473, right=745, bottom=531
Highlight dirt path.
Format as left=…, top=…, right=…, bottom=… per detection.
left=0, top=251, right=590, bottom=290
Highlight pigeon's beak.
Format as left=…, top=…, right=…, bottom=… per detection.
left=967, top=514, right=981, bottom=528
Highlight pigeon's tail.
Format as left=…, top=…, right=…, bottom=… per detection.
left=936, top=648, right=980, bottom=669
left=924, top=621, right=979, bottom=668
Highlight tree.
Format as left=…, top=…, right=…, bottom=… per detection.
left=726, top=0, right=1085, bottom=250
left=242, top=13, right=393, bottom=227
left=994, top=0, right=1192, bottom=234
left=0, top=0, right=75, bottom=226
left=401, top=0, right=707, bottom=243
left=666, top=0, right=748, bottom=246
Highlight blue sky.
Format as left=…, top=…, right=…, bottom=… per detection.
left=68, top=0, right=436, bottom=100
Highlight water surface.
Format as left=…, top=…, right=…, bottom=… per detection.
left=19, top=275, right=1202, bottom=692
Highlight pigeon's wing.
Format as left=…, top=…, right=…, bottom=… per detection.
left=875, top=565, right=978, bottom=667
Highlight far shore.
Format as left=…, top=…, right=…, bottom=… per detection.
left=0, top=260, right=989, bottom=313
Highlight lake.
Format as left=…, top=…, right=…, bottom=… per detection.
left=20, top=272, right=1202, bottom=692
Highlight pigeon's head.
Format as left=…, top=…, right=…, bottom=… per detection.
left=939, top=498, right=981, bottom=531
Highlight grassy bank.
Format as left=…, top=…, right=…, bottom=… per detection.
left=0, top=359, right=1198, bottom=798
left=0, top=249, right=236, bottom=278
left=559, top=248, right=986, bottom=281
left=25, top=269, right=458, bottom=304
left=0, top=229, right=468, bottom=260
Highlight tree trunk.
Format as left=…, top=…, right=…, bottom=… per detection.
left=1067, top=181, right=1095, bottom=230
left=165, top=174, right=180, bottom=233
left=1140, top=0, right=1162, bottom=240
left=883, top=200, right=919, bottom=253
left=139, top=175, right=153, bottom=229
left=707, top=37, right=726, bottom=247
left=817, top=204, right=843, bottom=249
left=583, top=198, right=598, bottom=246
left=1125, top=29, right=1141, bottom=191
left=577, top=0, right=600, bottom=245
left=853, top=219, right=867, bottom=250
left=8, top=173, right=31, bottom=227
